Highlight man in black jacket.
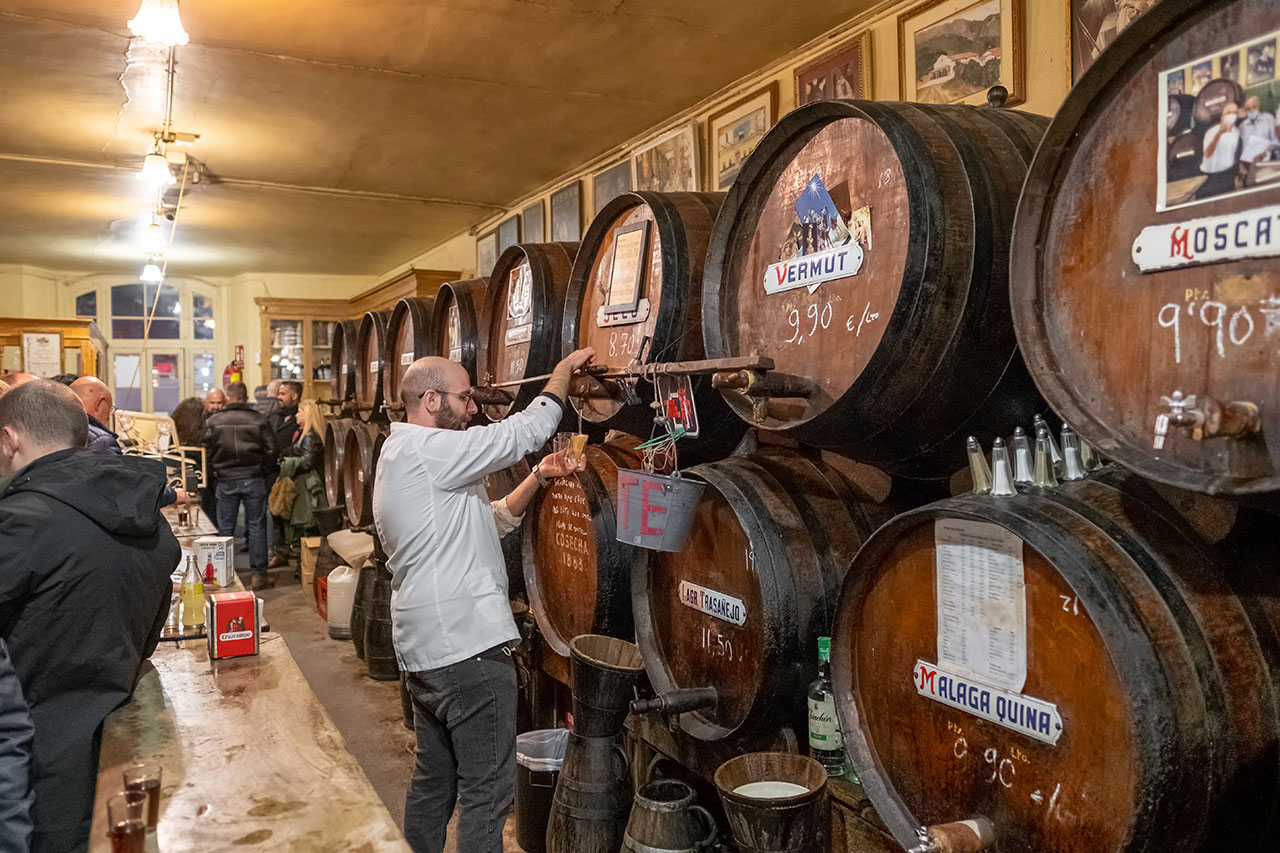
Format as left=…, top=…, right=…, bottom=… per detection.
left=0, top=380, right=176, bottom=853
left=203, top=381, right=277, bottom=589
left=267, top=381, right=302, bottom=569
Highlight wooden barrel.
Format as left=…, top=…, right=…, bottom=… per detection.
left=546, top=733, right=632, bottom=853
left=330, top=320, right=359, bottom=405
left=432, top=278, right=490, bottom=384
left=480, top=243, right=577, bottom=421
left=383, top=297, right=437, bottom=409
left=354, top=310, right=390, bottom=416
left=1009, top=0, right=1280, bottom=496
left=831, top=469, right=1280, bottom=852
left=565, top=191, right=745, bottom=462
left=484, top=458, right=533, bottom=602
left=702, top=100, right=1049, bottom=478
left=522, top=437, right=644, bottom=658
left=632, top=449, right=892, bottom=742
left=323, top=418, right=355, bottom=508
left=350, top=561, right=376, bottom=660
left=342, top=423, right=384, bottom=527
left=365, top=571, right=399, bottom=681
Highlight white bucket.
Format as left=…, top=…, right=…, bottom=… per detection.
left=327, top=564, right=357, bottom=639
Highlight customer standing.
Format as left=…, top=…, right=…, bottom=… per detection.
left=0, top=380, right=176, bottom=853
left=267, top=381, right=301, bottom=568
left=69, top=377, right=119, bottom=454
left=373, top=348, right=593, bottom=853
left=276, top=399, right=327, bottom=562
left=203, top=381, right=277, bottom=590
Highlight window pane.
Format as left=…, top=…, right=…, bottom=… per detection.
left=152, top=353, right=180, bottom=415
left=147, top=319, right=180, bottom=339
left=193, top=353, right=215, bottom=395
left=193, top=294, right=213, bottom=318
left=112, top=318, right=145, bottom=339
left=110, top=283, right=178, bottom=318
left=113, top=354, right=142, bottom=412
left=111, top=284, right=144, bottom=317
left=75, top=291, right=97, bottom=318
left=113, top=318, right=179, bottom=339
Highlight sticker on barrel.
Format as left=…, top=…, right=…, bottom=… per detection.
left=763, top=173, right=866, bottom=295
left=914, top=660, right=1063, bottom=746
left=678, top=580, right=747, bottom=626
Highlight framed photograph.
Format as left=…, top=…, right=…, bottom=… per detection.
left=521, top=200, right=545, bottom=244
left=899, top=0, right=1025, bottom=107
left=476, top=231, right=498, bottom=278
left=632, top=123, right=700, bottom=193
left=497, top=215, right=521, bottom=254
left=1246, top=37, right=1277, bottom=87
left=708, top=83, right=779, bottom=191
left=550, top=181, right=582, bottom=242
left=603, top=221, right=650, bottom=315
left=592, top=160, right=633, bottom=216
left=1070, top=0, right=1158, bottom=85
left=794, top=33, right=872, bottom=106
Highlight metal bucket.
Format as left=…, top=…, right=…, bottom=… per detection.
left=615, top=469, right=705, bottom=552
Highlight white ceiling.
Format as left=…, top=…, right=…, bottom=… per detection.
left=0, top=1, right=876, bottom=276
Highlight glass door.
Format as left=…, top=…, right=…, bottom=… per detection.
left=150, top=352, right=181, bottom=415
left=113, top=353, right=143, bottom=412
left=269, top=319, right=304, bottom=382
left=110, top=350, right=182, bottom=415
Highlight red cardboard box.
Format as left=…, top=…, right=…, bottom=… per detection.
left=316, top=576, right=328, bottom=622
left=205, top=591, right=263, bottom=659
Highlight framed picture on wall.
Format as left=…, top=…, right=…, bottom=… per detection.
left=794, top=32, right=872, bottom=106
left=707, top=83, right=779, bottom=191
left=633, top=122, right=700, bottom=193
left=476, top=231, right=498, bottom=278
left=550, top=181, right=582, bottom=242
left=592, top=160, right=633, bottom=216
left=521, top=201, right=545, bottom=244
left=1070, top=0, right=1158, bottom=84
left=899, top=0, right=1025, bottom=107
left=497, top=215, right=521, bottom=254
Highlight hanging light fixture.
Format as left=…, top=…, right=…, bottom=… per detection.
left=138, top=144, right=176, bottom=186
left=127, top=0, right=190, bottom=46
left=140, top=258, right=164, bottom=283
left=142, top=218, right=167, bottom=254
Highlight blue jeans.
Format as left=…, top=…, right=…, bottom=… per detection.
left=215, top=477, right=268, bottom=575
left=403, top=648, right=517, bottom=853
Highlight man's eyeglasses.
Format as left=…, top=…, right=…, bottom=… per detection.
left=420, top=388, right=474, bottom=403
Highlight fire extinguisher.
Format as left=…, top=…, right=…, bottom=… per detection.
left=223, top=344, right=245, bottom=389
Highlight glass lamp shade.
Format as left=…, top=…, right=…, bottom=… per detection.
left=127, top=0, right=190, bottom=46
left=140, top=262, right=164, bottom=283
left=138, top=152, right=176, bottom=185
left=142, top=221, right=166, bottom=254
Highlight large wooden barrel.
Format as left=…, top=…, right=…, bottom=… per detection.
left=323, top=418, right=355, bottom=508
left=383, top=297, right=436, bottom=409
left=565, top=192, right=745, bottom=462
left=354, top=310, right=390, bottom=417
left=632, top=449, right=892, bottom=743
left=1009, top=0, right=1280, bottom=496
left=330, top=320, right=359, bottom=404
left=480, top=243, right=577, bottom=421
left=522, top=437, right=644, bottom=658
left=702, top=100, right=1049, bottom=478
left=342, top=423, right=384, bottom=527
left=483, top=457, right=533, bottom=602
left=432, top=278, right=490, bottom=385
left=831, top=469, right=1280, bottom=852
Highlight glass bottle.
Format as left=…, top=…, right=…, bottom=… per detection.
left=808, top=636, right=849, bottom=777
left=180, top=556, right=206, bottom=628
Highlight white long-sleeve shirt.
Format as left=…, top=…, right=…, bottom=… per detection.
left=372, top=394, right=562, bottom=671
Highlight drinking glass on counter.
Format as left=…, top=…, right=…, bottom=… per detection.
left=106, top=790, right=148, bottom=853
left=123, top=762, right=162, bottom=829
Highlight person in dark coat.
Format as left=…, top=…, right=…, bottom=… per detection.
left=267, top=381, right=301, bottom=568
left=0, top=639, right=33, bottom=852
left=0, top=380, right=176, bottom=853
left=69, top=377, right=119, bottom=454
left=203, top=382, right=277, bottom=589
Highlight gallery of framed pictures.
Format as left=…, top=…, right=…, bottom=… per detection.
left=707, top=83, right=779, bottom=192
left=1069, top=0, right=1157, bottom=84
left=592, top=160, right=633, bottom=216
left=633, top=122, right=700, bottom=193
left=550, top=182, right=582, bottom=242
left=794, top=32, right=872, bottom=107
left=898, top=0, right=1025, bottom=106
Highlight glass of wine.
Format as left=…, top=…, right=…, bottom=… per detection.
left=106, top=790, right=148, bottom=853
left=123, top=762, right=162, bottom=830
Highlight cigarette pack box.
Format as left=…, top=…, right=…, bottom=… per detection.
left=205, top=591, right=262, bottom=659
left=194, top=536, right=235, bottom=587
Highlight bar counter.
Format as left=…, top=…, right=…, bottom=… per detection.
left=91, top=634, right=409, bottom=852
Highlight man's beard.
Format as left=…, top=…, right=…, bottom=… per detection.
left=435, top=405, right=470, bottom=431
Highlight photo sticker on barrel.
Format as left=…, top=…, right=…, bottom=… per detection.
left=762, top=173, right=864, bottom=296
left=1158, top=29, right=1280, bottom=211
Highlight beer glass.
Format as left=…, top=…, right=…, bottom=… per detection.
left=123, top=763, right=162, bottom=830
left=106, top=790, right=148, bottom=853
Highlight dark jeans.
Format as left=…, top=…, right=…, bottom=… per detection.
left=403, top=648, right=517, bottom=853
left=215, top=477, right=268, bottom=575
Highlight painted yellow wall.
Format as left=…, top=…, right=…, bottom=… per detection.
left=384, top=0, right=1070, bottom=282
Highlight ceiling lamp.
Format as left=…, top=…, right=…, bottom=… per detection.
left=138, top=146, right=176, bottom=186
left=142, top=220, right=166, bottom=254
left=140, top=259, right=164, bottom=283
left=127, top=0, right=190, bottom=46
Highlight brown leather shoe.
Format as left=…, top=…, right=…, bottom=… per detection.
left=267, top=554, right=289, bottom=569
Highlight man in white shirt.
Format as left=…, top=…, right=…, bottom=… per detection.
left=373, top=347, right=593, bottom=853
left=1196, top=102, right=1241, bottom=200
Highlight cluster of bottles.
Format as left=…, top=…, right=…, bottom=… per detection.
left=312, top=358, right=332, bottom=380
left=180, top=555, right=208, bottom=629
left=808, top=636, right=853, bottom=779
left=966, top=414, right=1104, bottom=496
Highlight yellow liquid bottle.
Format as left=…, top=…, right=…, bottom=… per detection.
left=181, top=556, right=206, bottom=628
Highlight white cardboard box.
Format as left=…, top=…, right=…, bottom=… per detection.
left=194, top=535, right=235, bottom=587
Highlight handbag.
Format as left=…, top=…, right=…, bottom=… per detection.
left=268, top=474, right=297, bottom=517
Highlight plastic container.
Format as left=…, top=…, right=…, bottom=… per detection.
left=327, top=565, right=356, bottom=639
left=516, top=728, right=569, bottom=852
left=615, top=469, right=705, bottom=552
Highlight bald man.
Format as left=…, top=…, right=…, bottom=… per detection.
left=374, top=349, right=593, bottom=853
left=203, top=388, right=226, bottom=414
left=69, top=377, right=119, bottom=455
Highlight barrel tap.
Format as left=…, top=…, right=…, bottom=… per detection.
left=909, top=818, right=995, bottom=853
left=1155, top=390, right=1261, bottom=448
